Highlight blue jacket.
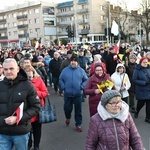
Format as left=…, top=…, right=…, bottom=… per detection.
left=133, top=64, right=150, bottom=100
left=59, top=65, right=88, bottom=97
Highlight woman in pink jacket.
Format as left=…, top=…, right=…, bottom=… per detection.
left=24, top=65, right=49, bottom=150
left=84, top=63, right=114, bottom=117
left=86, top=90, right=144, bottom=150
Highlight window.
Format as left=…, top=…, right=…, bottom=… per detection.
left=8, top=32, right=11, bottom=36
left=100, top=5, right=104, bottom=11
left=13, top=13, right=16, bottom=18
left=13, top=22, right=17, bottom=27
left=28, top=10, right=32, bottom=14
left=34, top=8, right=39, bottom=14
left=29, top=29, right=33, bottom=33
left=35, top=28, right=40, bottom=34
left=29, top=19, right=32, bottom=24
left=34, top=18, right=39, bottom=23
left=13, top=31, right=17, bottom=35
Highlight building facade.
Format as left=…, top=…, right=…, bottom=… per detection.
left=0, top=1, right=56, bottom=48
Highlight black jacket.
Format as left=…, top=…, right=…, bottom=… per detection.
left=49, top=57, right=63, bottom=77
left=0, top=69, right=40, bottom=135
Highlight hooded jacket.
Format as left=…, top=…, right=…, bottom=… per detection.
left=111, top=63, right=131, bottom=98
left=0, top=69, right=40, bottom=135
left=86, top=101, right=144, bottom=150
left=84, top=63, right=114, bottom=117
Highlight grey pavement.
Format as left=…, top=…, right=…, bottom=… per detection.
left=39, top=87, right=150, bottom=150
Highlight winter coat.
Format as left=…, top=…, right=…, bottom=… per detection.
left=105, top=53, right=120, bottom=75
left=86, top=101, right=144, bottom=150
left=84, top=73, right=113, bottom=117
left=111, top=63, right=131, bottom=98
left=78, top=56, right=90, bottom=72
left=132, top=64, right=150, bottom=100
left=30, top=76, right=49, bottom=122
left=126, top=62, right=136, bottom=92
left=60, top=58, right=71, bottom=72
left=59, top=65, right=88, bottom=97
left=49, top=57, right=63, bottom=77
left=0, top=69, right=40, bottom=135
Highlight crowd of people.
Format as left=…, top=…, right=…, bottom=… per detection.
left=0, top=41, right=148, bottom=149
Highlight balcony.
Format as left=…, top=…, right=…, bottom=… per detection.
left=78, top=29, right=89, bottom=35
left=57, top=31, right=67, bottom=36
left=77, top=8, right=89, bottom=14
left=57, top=21, right=72, bottom=26
left=17, top=15, right=27, bottom=20
left=78, top=0, right=88, bottom=4
left=78, top=19, right=89, bottom=24
left=0, top=36, right=8, bottom=40
left=18, top=24, right=28, bottom=29
left=56, top=11, right=74, bottom=17
left=18, top=33, right=29, bottom=38
left=0, top=19, right=6, bottom=23
left=0, top=27, right=7, bottom=31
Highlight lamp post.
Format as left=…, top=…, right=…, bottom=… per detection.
left=106, top=1, right=110, bottom=45
left=73, top=0, right=78, bottom=49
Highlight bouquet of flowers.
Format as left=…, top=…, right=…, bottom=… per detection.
left=97, top=80, right=114, bottom=93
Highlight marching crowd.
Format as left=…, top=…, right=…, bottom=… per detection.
left=0, top=42, right=148, bottom=149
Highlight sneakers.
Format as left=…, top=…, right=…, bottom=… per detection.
left=65, top=119, right=70, bottom=126
left=59, top=93, right=64, bottom=97
left=76, top=126, right=82, bottom=132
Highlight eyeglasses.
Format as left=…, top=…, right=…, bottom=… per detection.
left=95, top=69, right=103, bottom=71
left=108, top=101, right=122, bottom=106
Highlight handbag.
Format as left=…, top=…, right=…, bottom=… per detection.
left=39, top=94, right=57, bottom=124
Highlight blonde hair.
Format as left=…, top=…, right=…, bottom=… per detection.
left=24, top=65, right=40, bottom=78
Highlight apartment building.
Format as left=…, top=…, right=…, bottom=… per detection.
left=0, top=1, right=56, bottom=48
left=56, top=0, right=107, bottom=44
left=0, top=0, right=147, bottom=48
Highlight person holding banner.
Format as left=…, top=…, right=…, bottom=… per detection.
left=0, top=58, right=40, bottom=150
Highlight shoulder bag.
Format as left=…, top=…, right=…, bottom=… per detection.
left=39, top=94, right=57, bottom=124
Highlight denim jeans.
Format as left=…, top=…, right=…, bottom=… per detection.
left=64, top=95, right=82, bottom=126
left=0, top=133, right=30, bottom=150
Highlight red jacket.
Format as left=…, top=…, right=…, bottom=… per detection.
left=30, top=77, right=49, bottom=122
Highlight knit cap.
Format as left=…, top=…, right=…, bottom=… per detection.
left=71, top=55, right=78, bottom=62
left=129, top=54, right=137, bottom=60
left=101, top=90, right=121, bottom=107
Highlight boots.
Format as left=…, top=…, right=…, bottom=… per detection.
left=134, top=112, right=138, bottom=118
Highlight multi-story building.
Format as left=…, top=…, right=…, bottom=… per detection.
left=0, top=0, right=148, bottom=48
left=0, top=1, right=56, bottom=48
left=56, top=0, right=107, bottom=44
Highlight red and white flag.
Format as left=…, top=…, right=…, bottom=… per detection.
left=15, top=102, right=24, bottom=125
left=113, top=39, right=120, bottom=54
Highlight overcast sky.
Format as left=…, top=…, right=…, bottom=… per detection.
left=0, top=0, right=141, bottom=10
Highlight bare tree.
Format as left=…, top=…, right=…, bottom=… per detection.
left=132, top=0, right=150, bottom=45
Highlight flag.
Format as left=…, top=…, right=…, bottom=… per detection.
left=15, top=102, right=24, bottom=125
left=111, top=20, right=119, bottom=36
left=113, top=39, right=120, bottom=54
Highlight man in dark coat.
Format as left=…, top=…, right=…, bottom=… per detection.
left=0, top=58, right=40, bottom=150
left=105, top=47, right=120, bottom=76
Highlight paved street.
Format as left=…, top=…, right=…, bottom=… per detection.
left=39, top=87, right=150, bottom=150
